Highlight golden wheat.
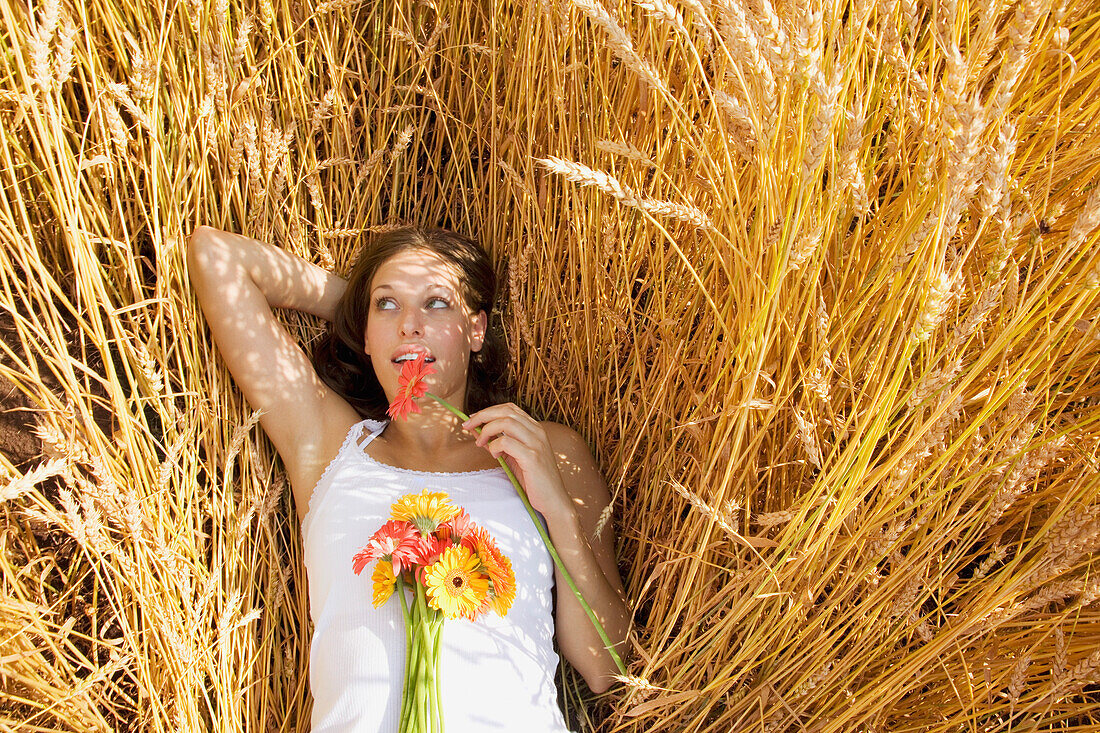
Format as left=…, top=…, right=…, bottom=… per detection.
left=1, top=0, right=1099, bottom=731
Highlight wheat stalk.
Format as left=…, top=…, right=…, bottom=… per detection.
left=2, top=0, right=1100, bottom=731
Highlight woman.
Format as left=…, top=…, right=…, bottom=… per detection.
left=186, top=225, right=629, bottom=731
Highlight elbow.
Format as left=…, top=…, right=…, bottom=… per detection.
left=185, top=225, right=208, bottom=272
left=580, top=645, right=626, bottom=695
left=185, top=225, right=224, bottom=284
left=186, top=225, right=214, bottom=259
left=586, top=674, right=613, bottom=695
left=187, top=225, right=213, bottom=249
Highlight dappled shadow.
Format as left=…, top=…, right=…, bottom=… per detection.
left=303, top=420, right=570, bottom=731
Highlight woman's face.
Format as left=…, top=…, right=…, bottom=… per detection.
left=364, top=247, right=487, bottom=406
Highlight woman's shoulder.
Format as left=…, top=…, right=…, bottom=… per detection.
left=288, top=412, right=377, bottom=516
left=540, top=420, right=589, bottom=455
left=540, top=422, right=603, bottom=483
left=317, top=413, right=385, bottom=460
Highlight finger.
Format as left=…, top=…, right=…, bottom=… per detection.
left=462, top=403, right=514, bottom=426
left=473, top=415, right=544, bottom=448
left=474, top=418, right=531, bottom=448
left=463, top=402, right=535, bottom=430
left=486, top=434, right=537, bottom=464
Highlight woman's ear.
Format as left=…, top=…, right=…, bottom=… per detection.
left=471, top=310, right=487, bottom=352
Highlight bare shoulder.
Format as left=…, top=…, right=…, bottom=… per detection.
left=287, top=408, right=363, bottom=519
left=542, top=420, right=587, bottom=452
left=542, top=421, right=597, bottom=469
left=541, top=421, right=610, bottom=516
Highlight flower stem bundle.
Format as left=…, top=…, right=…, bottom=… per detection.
left=353, top=489, right=516, bottom=732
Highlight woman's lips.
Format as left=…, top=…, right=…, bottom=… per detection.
left=390, top=348, right=436, bottom=365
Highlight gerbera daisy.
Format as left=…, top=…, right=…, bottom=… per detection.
left=352, top=519, right=421, bottom=574
left=391, top=489, right=460, bottom=534
left=471, top=527, right=516, bottom=616
left=437, top=508, right=478, bottom=547
left=424, top=545, right=489, bottom=620
left=371, top=559, right=397, bottom=607
left=413, top=532, right=448, bottom=567
left=386, top=353, right=435, bottom=421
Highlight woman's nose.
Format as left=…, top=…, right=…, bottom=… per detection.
left=399, top=309, right=424, bottom=337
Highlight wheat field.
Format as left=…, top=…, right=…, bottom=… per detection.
left=1, top=0, right=1099, bottom=730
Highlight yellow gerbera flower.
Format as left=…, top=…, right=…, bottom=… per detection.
left=424, top=546, right=489, bottom=620
left=390, top=489, right=461, bottom=535
left=371, top=559, right=397, bottom=608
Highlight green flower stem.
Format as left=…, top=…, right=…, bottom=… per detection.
left=405, top=619, right=419, bottom=733
left=420, top=605, right=438, bottom=733
left=432, top=614, right=444, bottom=733
left=396, top=577, right=414, bottom=732
left=414, top=583, right=430, bottom=732
left=405, top=587, right=422, bottom=733
left=426, top=392, right=628, bottom=677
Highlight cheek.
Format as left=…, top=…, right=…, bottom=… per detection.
left=363, top=316, right=381, bottom=355
left=436, top=336, right=474, bottom=375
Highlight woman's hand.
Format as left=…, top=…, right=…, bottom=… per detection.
left=461, top=403, right=570, bottom=518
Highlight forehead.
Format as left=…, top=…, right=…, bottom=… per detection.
left=370, top=248, right=464, bottom=292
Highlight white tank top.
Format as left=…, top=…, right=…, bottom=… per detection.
left=302, top=419, right=573, bottom=732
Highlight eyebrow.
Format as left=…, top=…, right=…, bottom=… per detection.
left=369, top=283, right=457, bottom=295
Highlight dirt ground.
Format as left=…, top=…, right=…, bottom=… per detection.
left=0, top=317, right=43, bottom=471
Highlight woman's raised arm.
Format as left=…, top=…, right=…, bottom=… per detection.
left=186, top=226, right=360, bottom=516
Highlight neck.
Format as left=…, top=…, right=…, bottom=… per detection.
left=383, top=391, right=472, bottom=454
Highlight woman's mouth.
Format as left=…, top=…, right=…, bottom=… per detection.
left=390, top=349, right=436, bottom=366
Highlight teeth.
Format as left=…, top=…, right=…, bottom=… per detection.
left=394, top=353, right=433, bottom=362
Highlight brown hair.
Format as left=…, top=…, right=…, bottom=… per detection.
left=312, top=227, right=510, bottom=419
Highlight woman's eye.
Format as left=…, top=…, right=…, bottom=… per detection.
left=426, top=297, right=449, bottom=309
left=375, top=297, right=397, bottom=310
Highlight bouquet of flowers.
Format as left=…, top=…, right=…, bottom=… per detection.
left=353, top=489, right=516, bottom=733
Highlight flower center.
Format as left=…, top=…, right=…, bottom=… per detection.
left=445, top=569, right=467, bottom=596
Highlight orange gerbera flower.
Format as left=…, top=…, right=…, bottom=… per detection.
left=424, top=546, right=489, bottom=620
left=391, top=489, right=460, bottom=534
left=371, top=559, right=397, bottom=607
left=413, top=532, right=448, bottom=568
left=471, top=527, right=516, bottom=616
left=386, top=353, right=435, bottom=421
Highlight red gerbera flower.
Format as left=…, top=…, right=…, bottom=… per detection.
left=438, top=508, right=479, bottom=548
left=386, top=353, right=435, bottom=421
left=413, top=532, right=449, bottom=567
left=352, top=519, right=421, bottom=574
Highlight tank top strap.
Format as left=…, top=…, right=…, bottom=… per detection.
left=352, top=418, right=388, bottom=450
left=302, top=418, right=387, bottom=542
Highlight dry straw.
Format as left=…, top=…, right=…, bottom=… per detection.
left=2, top=0, right=1100, bottom=731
